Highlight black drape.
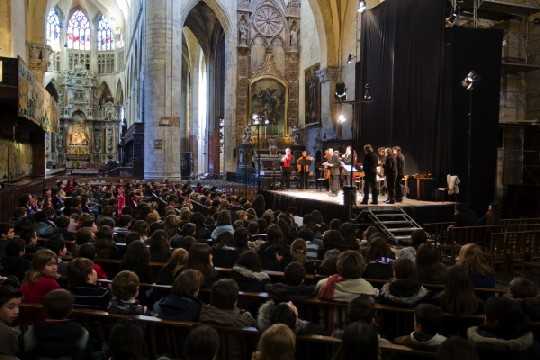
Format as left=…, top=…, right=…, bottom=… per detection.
left=355, top=0, right=447, bottom=177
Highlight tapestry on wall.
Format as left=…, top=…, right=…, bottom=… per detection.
left=0, top=139, right=34, bottom=182
left=305, top=63, right=321, bottom=126
left=250, top=78, right=287, bottom=136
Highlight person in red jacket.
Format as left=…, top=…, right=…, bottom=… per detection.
left=21, top=249, right=60, bottom=304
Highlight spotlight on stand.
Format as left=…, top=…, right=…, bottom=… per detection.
left=338, top=114, right=347, bottom=124
left=347, top=54, right=356, bottom=64
left=462, top=71, right=479, bottom=91
left=358, top=0, right=367, bottom=13
left=363, top=83, right=373, bottom=101
left=335, top=82, right=347, bottom=102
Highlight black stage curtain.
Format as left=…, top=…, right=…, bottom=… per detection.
left=355, top=0, right=447, bottom=177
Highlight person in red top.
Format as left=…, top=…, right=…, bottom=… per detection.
left=281, top=148, right=294, bottom=189
left=21, top=249, right=61, bottom=304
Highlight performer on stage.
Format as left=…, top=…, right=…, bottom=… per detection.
left=393, top=146, right=405, bottom=202
left=326, top=150, right=344, bottom=196
left=281, top=148, right=294, bottom=189
left=383, top=147, right=397, bottom=204
left=342, top=146, right=353, bottom=164
left=296, top=150, right=314, bottom=189
left=361, top=144, right=379, bottom=205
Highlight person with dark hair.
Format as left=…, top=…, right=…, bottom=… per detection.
left=199, top=279, right=255, bottom=328
left=321, top=229, right=346, bottom=255
left=78, top=243, right=108, bottom=279
left=253, top=324, right=296, bottom=360
left=158, top=248, right=189, bottom=285
left=333, top=322, right=379, bottom=360
left=23, top=289, right=89, bottom=360
left=395, top=304, right=447, bottom=350
left=438, top=337, right=479, bottom=360
left=184, top=325, right=220, bottom=360
left=1, top=239, right=31, bottom=282
left=379, top=258, right=429, bottom=307
left=108, top=270, right=144, bottom=315
left=363, top=236, right=395, bottom=280
left=212, top=231, right=239, bottom=268
left=153, top=269, right=203, bottom=321
left=435, top=265, right=481, bottom=315
left=120, top=241, right=152, bottom=283
left=95, top=225, right=118, bottom=259
left=0, top=280, right=22, bottom=358
left=383, top=147, right=397, bottom=204
left=361, top=144, right=379, bottom=205
left=467, top=297, right=538, bottom=359
left=265, top=262, right=315, bottom=302
left=75, top=228, right=95, bottom=245
left=232, top=251, right=270, bottom=292
left=258, top=224, right=289, bottom=271
left=148, top=229, right=171, bottom=262
left=416, top=243, right=448, bottom=284
left=46, top=235, right=68, bottom=276
left=67, top=257, right=110, bottom=309
left=107, top=322, right=147, bottom=360
left=509, top=277, right=540, bottom=321
left=187, top=243, right=217, bottom=288
left=21, top=249, right=60, bottom=304
left=347, top=295, right=377, bottom=325
left=211, top=210, right=234, bottom=241
left=317, top=251, right=378, bottom=302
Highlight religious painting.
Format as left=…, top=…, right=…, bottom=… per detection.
left=66, top=115, right=91, bottom=160
left=249, top=77, right=287, bottom=136
left=305, top=63, right=321, bottom=126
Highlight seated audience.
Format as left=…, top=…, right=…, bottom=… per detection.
left=416, top=243, right=448, bottom=284
left=232, top=250, right=270, bottom=292
left=394, top=304, right=447, bottom=350
left=316, top=250, right=378, bottom=302
left=438, top=336, right=479, bottom=360
left=212, top=231, right=239, bottom=268
left=509, top=277, right=540, bottom=321
left=77, top=243, right=107, bottom=279
left=1, top=239, right=31, bottom=282
left=148, top=229, right=171, bottom=262
left=0, top=280, right=22, bottom=358
left=108, top=270, right=145, bottom=315
left=362, top=236, right=395, bottom=280
left=467, top=296, right=538, bottom=359
left=379, top=258, right=429, bottom=307
left=95, top=225, right=118, bottom=259
left=21, top=249, right=61, bottom=304
left=120, top=241, right=153, bottom=283
left=333, top=322, right=379, bottom=360
left=66, top=257, right=110, bottom=309
left=211, top=210, right=234, bottom=240
left=157, top=248, right=189, bottom=285
left=107, top=322, right=147, bottom=360
left=289, top=238, right=307, bottom=264
left=153, top=269, right=203, bottom=321
left=457, top=243, right=495, bottom=289
left=23, top=289, right=89, bottom=360
left=199, top=278, right=255, bottom=328
left=187, top=243, right=218, bottom=288
left=252, top=324, right=296, bottom=360
left=266, top=261, right=315, bottom=302
left=435, top=265, right=482, bottom=315
left=183, top=325, right=220, bottom=360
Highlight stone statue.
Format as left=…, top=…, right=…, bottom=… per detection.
left=289, top=20, right=298, bottom=47
left=239, top=16, right=249, bottom=46
left=242, top=126, right=252, bottom=144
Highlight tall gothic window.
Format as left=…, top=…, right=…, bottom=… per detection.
left=46, top=7, right=62, bottom=51
left=67, top=10, right=91, bottom=51
left=98, top=16, right=114, bottom=51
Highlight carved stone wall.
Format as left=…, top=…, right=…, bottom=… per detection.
left=236, top=0, right=301, bottom=147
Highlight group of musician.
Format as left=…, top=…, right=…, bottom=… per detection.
left=279, top=145, right=405, bottom=205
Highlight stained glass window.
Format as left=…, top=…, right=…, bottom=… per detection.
left=67, top=10, right=91, bottom=51
left=98, top=16, right=115, bottom=51
left=46, top=7, right=62, bottom=50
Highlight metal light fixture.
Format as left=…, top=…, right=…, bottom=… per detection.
left=335, top=82, right=347, bottom=102
left=358, top=0, right=367, bottom=13
left=462, top=71, right=479, bottom=92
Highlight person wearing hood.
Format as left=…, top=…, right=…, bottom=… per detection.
left=378, top=258, right=430, bottom=307
left=316, top=251, right=378, bottom=302
left=467, top=296, right=539, bottom=360
left=153, top=269, right=203, bottom=321
left=232, top=251, right=270, bottom=292
left=394, top=304, right=447, bottom=351
left=508, top=277, right=540, bottom=322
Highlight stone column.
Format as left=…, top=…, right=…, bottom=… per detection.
left=143, top=0, right=183, bottom=179
left=317, top=66, right=340, bottom=139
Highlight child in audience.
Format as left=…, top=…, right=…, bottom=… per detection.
left=394, top=304, right=447, bottom=350
left=153, top=269, right=203, bottom=321
left=457, top=243, right=495, bottom=289
left=78, top=243, right=108, bottom=279
left=434, top=265, right=481, bottom=315
left=199, top=278, right=255, bottom=328
left=467, top=296, right=538, bottom=359
left=437, top=336, right=479, bottom=360
left=416, top=243, right=448, bottom=284
left=157, top=248, right=189, bottom=285
left=67, top=257, right=111, bottom=309
left=212, top=231, right=239, bottom=268
left=23, top=289, right=89, bottom=360
left=120, top=241, right=153, bottom=283
left=508, top=277, right=540, bottom=321
left=0, top=280, right=22, bottom=358
left=362, top=236, right=395, bottom=280
left=232, top=250, right=270, bottom=292
left=379, top=258, right=429, bottom=307
left=107, top=321, right=147, bottom=360
left=252, top=324, right=296, bottom=360
left=108, top=270, right=145, bottom=315
left=333, top=322, right=379, bottom=360
left=1, top=239, right=31, bottom=282
left=187, top=243, right=218, bottom=288
left=266, top=261, right=315, bottom=302
left=20, top=249, right=61, bottom=304
left=183, top=325, right=220, bottom=360
left=316, top=251, right=378, bottom=302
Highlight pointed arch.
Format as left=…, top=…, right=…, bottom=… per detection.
left=97, top=81, right=114, bottom=105
left=67, top=8, right=91, bottom=50
left=97, top=14, right=115, bottom=51
left=46, top=6, right=63, bottom=51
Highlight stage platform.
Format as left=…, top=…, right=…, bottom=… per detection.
left=264, top=189, right=456, bottom=224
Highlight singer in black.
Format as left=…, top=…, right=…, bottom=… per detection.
left=383, top=147, right=397, bottom=204
left=296, top=150, right=313, bottom=189
left=361, top=144, right=379, bottom=205
left=393, top=146, right=405, bottom=202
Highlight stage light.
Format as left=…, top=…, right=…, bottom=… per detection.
left=264, top=119, right=270, bottom=125
left=347, top=54, right=355, bottom=64
left=461, top=71, right=479, bottom=91
left=358, top=1, right=367, bottom=13
left=335, top=82, right=347, bottom=101
left=338, top=114, right=347, bottom=124
left=363, top=83, right=373, bottom=101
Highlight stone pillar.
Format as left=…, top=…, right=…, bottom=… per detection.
left=143, top=0, right=183, bottom=179
left=317, top=66, right=339, bottom=139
